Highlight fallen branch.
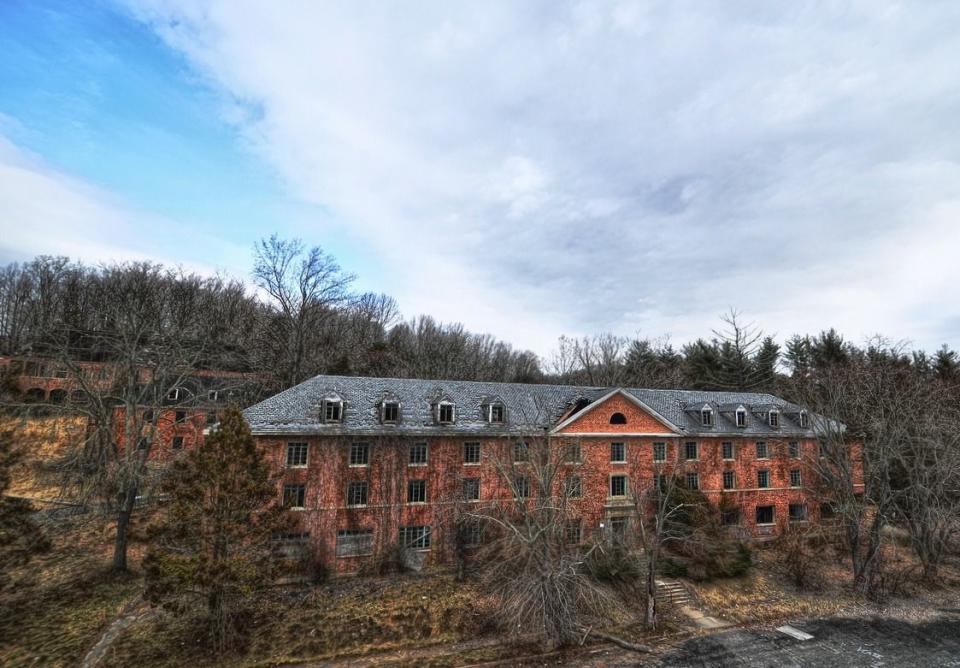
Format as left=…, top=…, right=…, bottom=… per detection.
left=580, top=628, right=652, bottom=653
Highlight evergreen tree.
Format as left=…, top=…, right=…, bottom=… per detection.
left=144, top=408, right=290, bottom=652
left=0, top=424, right=50, bottom=589
left=933, top=344, right=958, bottom=383
left=752, top=336, right=781, bottom=393
left=784, top=335, right=812, bottom=379
left=810, top=328, right=849, bottom=369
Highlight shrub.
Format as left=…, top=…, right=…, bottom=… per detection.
left=583, top=541, right=644, bottom=585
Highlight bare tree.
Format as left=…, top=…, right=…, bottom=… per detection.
left=252, top=235, right=355, bottom=388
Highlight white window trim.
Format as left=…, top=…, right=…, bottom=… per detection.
left=323, top=398, right=344, bottom=423
left=436, top=400, right=456, bottom=424
left=610, top=442, right=627, bottom=464
left=408, top=443, right=428, bottom=467
left=381, top=400, right=401, bottom=424
left=608, top=473, right=629, bottom=499
left=769, top=410, right=780, bottom=428
left=722, top=442, right=735, bottom=461
left=701, top=407, right=713, bottom=427
left=286, top=442, right=309, bottom=469
left=735, top=407, right=747, bottom=427
left=488, top=402, right=505, bottom=424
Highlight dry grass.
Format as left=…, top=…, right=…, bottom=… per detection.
left=0, top=519, right=141, bottom=667
left=2, top=414, right=86, bottom=498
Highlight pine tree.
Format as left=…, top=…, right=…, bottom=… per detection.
left=144, top=408, right=291, bottom=652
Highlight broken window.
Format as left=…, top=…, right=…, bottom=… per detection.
left=336, top=529, right=373, bottom=557
left=756, top=505, right=775, bottom=525
left=283, top=484, right=306, bottom=509
left=346, top=481, right=367, bottom=507
left=400, top=525, right=431, bottom=550
left=407, top=479, right=427, bottom=504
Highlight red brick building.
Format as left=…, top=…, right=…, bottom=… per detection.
left=245, top=376, right=854, bottom=573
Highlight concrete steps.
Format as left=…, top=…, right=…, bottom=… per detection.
left=655, top=578, right=693, bottom=606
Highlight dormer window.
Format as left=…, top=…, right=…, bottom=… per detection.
left=437, top=401, right=455, bottom=424
left=323, top=398, right=343, bottom=423
left=799, top=411, right=809, bottom=429
left=701, top=408, right=714, bottom=427
left=167, top=388, right=180, bottom=401
left=735, top=407, right=747, bottom=428
left=489, top=403, right=505, bottom=424
left=769, top=410, right=780, bottom=428
left=381, top=401, right=400, bottom=424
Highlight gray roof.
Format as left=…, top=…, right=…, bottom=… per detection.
left=243, top=375, right=815, bottom=438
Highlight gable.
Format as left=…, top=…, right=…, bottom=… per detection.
left=554, top=391, right=678, bottom=435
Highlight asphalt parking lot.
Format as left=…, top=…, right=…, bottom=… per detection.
left=658, top=615, right=960, bottom=667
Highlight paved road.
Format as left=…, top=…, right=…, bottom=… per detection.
left=659, top=615, right=960, bottom=667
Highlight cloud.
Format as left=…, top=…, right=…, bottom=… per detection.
left=120, top=1, right=960, bottom=353
left=0, top=133, right=247, bottom=276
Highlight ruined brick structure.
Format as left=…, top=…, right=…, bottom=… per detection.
left=245, top=376, right=857, bottom=573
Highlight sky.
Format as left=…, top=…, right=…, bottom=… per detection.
left=2, top=1, right=960, bottom=357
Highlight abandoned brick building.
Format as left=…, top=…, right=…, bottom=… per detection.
left=245, top=375, right=851, bottom=573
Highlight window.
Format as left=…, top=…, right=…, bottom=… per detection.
left=610, top=442, right=626, bottom=463
left=274, top=532, right=311, bottom=559
left=208, top=390, right=221, bottom=402
left=175, top=410, right=187, bottom=423
left=283, top=484, right=306, bottom=509
left=381, top=401, right=400, bottom=423
left=789, top=503, right=808, bottom=522
left=566, top=519, right=582, bottom=545
left=286, top=442, right=308, bottom=467
left=143, top=409, right=154, bottom=423
left=462, top=519, right=485, bottom=546
left=820, top=503, right=836, bottom=519
left=437, top=402, right=455, bottom=424
left=564, top=441, right=582, bottom=463
left=463, top=477, right=480, bottom=501
left=206, top=412, right=218, bottom=425
left=789, top=441, right=800, bottom=458
left=769, top=410, right=780, bottom=428
left=819, top=441, right=827, bottom=458
left=489, top=403, right=505, bottom=423
left=722, top=470, right=735, bottom=490
left=347, top=481, right=368, bottom=507
left=172, top=436, right=184, bottom=451
left=610, top=412, right=627, bottom=425
left=701, top=408, right=713, bottom=427
left=686, top=472, right=699, bottom=490
left=758, top=470, right=770, bottom=488
left=409, top=442, right=428, bottom=466
left=756, top=505, right=775, bottom=525
left=799, top=411, right=809, bottom=429
left=336, top=529, right=373, bottom=557
left=407, top=479, right=427, bottom=504
left=513, top=441, right=529, bottom=463
left=684, top=441, right=698, bottom=460
left=350, top=442, right=370, bottom=466
left=610, top=475, right=627, bottom=497
left=790, top=469, right=802, bottom=487
left=464, top=442, right=481, bottom=464
left=756, top=441, right=768, bottom=459
left=653, top=442, right=666, bottom=462
left=167, top=388, right=180, bottom=401
left=653, top=474, right=668, bottom=492
left=722, top=442, right=734, bottom=460
left=399, top=525, right=431, bottom=550
left=514, top=475, right=530, bottom=498
left=736, top=408, right=747, bottom=427
left=324, top=399, right=343, bottom=423
left=722, top=508, right=741, bottom=526
left=565, top=475, right=582, bottom=498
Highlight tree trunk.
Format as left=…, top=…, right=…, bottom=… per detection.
left=644, top=548, right=657, bottom=629
left=112, top=483, right=138, bottom=572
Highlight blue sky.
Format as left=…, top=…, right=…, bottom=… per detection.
left=2, top=1, right=960, bottom=355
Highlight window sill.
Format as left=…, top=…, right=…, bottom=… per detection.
left=406, top=502, right=427, bottom=506
left=346, top=504, right=367, bottom=509
left=611, top=461, right=627, bottom=465
left=722, top=458, right=735, bottom=462
left=288, top=507, right=306, bottom=512
left=756, top=522, right=776, bottom=527
left=463, top=462, right=481, bottom=466
left=408, top=463, right=428, bottom=467
left=286, top=465, right=308, bottom=469
left=336, top=553, right=374, bottom=559
left=348, top=464, right=369, bottom=468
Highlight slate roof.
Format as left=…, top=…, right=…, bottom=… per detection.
left=243, top=375, right=816, bottom=438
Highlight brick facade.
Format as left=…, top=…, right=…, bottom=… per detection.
left=259, top=390, right=843, bottom=574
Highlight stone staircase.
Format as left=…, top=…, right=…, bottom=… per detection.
left=654, top=578, right=693, bottom=606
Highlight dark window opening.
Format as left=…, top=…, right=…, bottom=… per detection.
left=610, top=412, right=627, bottom=425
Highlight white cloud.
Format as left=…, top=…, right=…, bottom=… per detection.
left=0, top=134, right=247, bottom=276
left=120, top=1, right=960, bottom=353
